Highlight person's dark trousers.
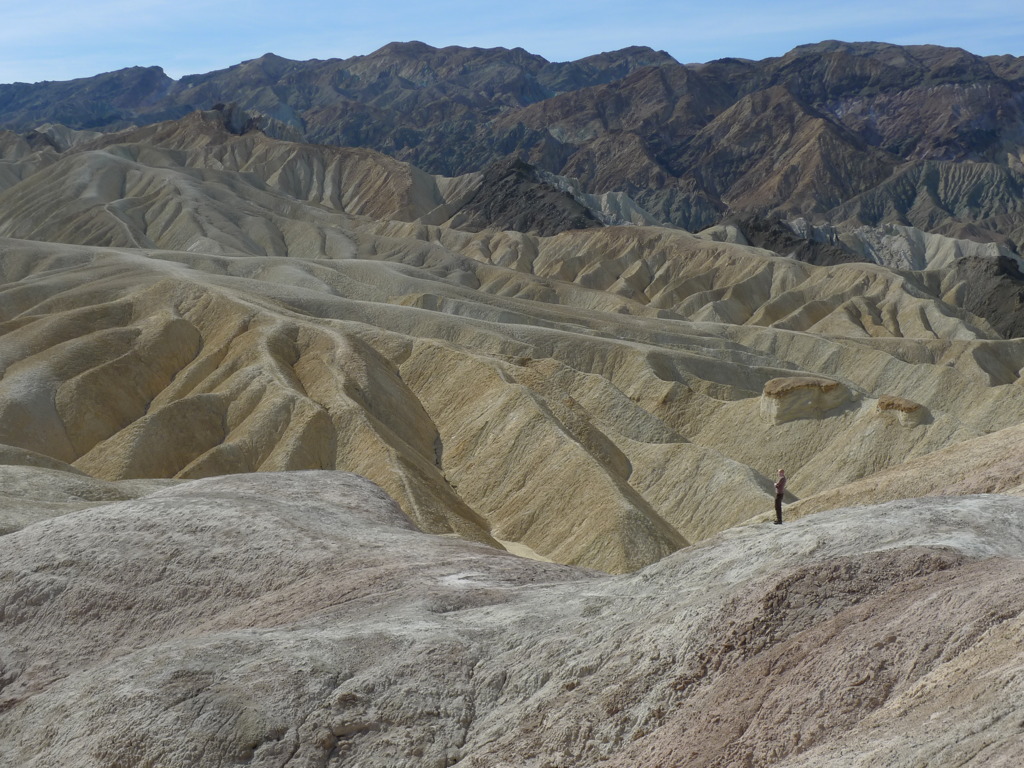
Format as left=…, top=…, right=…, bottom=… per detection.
left=775, top=493, right=784, bottom=524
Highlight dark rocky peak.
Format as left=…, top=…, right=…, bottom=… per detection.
left=573, top=45, right=677, bottom=68
left=986, top=54, right=1024, bottom=82
left=0, top=65, right=174, bottom=132
left=0, top=64, right=169, bottom=92
left=785, top=39, right=915, bottom=61
left=237, top=52, right=299, bottom=80
left=902, top=44, right=1001, bottom=83
left=765, top=41, right=932, bottom=100
left=366, top=40, right=446, bottom=59
left=538, top=46, right=679, bottom=93
left=752, top=41, right=1006, bottom=103
left=313, top=43, right=553, bottom=111
left=684, top=56, right=760, bottom=100
left=732, top=213, right=865, bottom=266
left=176, top=53, right=300, bottom=91
left=209, top=102, right=264, bottom=135
left=352, top=41, right=549, bottom=85
left=451, top=156, right=602, bottom=235
left=21, top=128, right=59, bottom=152
left=0, top=65, right=171, bottom=105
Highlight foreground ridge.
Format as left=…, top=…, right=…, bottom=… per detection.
left=2, top=472, right=1023, bottom=766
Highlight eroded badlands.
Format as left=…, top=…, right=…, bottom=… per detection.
left=3, top=104, right=1024, bottom=765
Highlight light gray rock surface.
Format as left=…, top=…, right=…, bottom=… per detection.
left=0, top=443, right=178, bottom=534
left=2, top=471, right=1024, bottom=767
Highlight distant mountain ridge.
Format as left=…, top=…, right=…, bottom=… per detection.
left=2, top=40, right=1024, bottom=244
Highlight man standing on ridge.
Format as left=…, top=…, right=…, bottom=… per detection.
left=774, top=469, right=786, bottom=524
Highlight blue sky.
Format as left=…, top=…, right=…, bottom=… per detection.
left=2, top=0, right=1023, bottom=85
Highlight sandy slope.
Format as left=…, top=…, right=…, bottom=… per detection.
left=3, top=114, right=1024, bottom=572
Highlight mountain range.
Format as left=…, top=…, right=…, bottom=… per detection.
left=3, top=40, right=1024, bottom=244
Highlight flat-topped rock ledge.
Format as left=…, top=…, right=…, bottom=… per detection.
left=760, top=376, right=853, bottom=425
left=877, top=394, right=927, bottom=426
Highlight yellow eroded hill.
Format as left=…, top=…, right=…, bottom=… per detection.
left=3, top=116, right=1024, bottom=572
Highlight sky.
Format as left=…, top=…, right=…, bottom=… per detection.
left=1, top=0, right=1023, bottom=85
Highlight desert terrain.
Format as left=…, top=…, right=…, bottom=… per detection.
left=3, top=40, right=1024, bottom=766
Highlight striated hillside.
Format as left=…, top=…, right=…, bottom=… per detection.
left=3, top=111, right=1024, bottom=573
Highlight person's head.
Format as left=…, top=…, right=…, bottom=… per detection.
left=778, top=468, right=785, bottom=475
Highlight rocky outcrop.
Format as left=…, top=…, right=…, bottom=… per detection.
left=760, top=376, right=854, bottom=424
left=732, top=214, right=863, bottom=265
left=876, top=394, right=927, bottom=426
left=446, top=157, right=602, bottom=235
